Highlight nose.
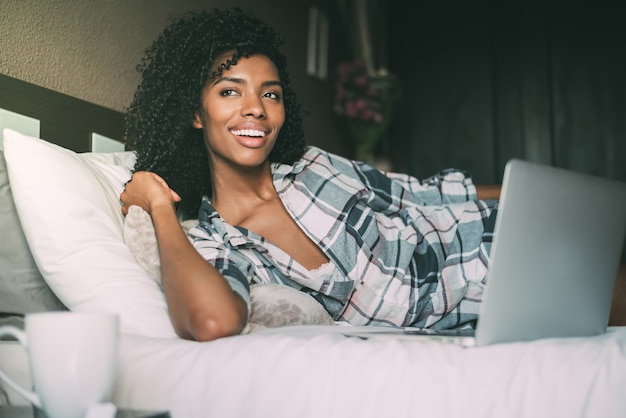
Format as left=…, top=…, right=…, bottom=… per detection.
left=241, top=94, right=266, bottom=119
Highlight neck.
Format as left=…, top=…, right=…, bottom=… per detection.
left=210, top=161, right=277, bottom=223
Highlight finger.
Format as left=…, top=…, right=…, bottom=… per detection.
left=150, top=172, right=170, bottom=189
left=170, top=189, right=182, bottom=202
left=119, top=190, right=127, bottom=204
left=148, top=172, right=181, bottom=202
left=119, top=191, right=127, bottom=216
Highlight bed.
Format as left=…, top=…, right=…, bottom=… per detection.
left=1, top=73, right=626, bottom=418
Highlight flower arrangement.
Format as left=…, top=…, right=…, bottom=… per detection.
left=334, top=59, right=402, bottom=162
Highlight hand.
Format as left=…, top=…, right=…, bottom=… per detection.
left=119, top=171, right=181, bottom=216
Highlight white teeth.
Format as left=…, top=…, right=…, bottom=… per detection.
left=231, top=129, right=266, bottom=137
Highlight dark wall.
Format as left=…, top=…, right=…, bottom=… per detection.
left=253, top=0, right=351, bottom=157
left=387, top=0, right=626, bottom=185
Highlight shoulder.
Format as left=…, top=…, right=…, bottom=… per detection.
left=301, top=146, right=356, bottom=172
left=272, top=146, right=350, bottom=176
left=272, top=146, right=369, bottom=194
left=302, top=146, right=339, bottom=162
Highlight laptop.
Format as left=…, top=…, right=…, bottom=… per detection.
left=335, top=159, right=626, bottom=347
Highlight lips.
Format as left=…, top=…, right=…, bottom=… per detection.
left=230, top=128, right=269, bottom=148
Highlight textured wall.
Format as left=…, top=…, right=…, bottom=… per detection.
left=0, top=0, right=347, bottom=154
left=1, top=0, right=186, bottom=111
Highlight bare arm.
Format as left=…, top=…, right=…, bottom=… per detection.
left=609, top=263, right=626, bottom=326
left=476, top=185, right=501, bottom=201
left=121, top=172, right=247, bottom=341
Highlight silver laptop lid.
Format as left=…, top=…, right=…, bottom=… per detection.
left=475, top=159, right=626, bottom=346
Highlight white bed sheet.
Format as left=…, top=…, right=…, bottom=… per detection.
left=113, top=325, right=626, bottom=418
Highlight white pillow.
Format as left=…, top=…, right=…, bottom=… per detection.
left=2, top=129, right=177, bottom=338
left=246, top=283, right=335, bottom=332
left=123, top=205, right=163, bottom=285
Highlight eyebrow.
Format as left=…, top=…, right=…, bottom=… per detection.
left=212, top=77, right=282, bottom=88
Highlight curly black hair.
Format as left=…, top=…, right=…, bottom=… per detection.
left=124, top=8, right=306, bottom=218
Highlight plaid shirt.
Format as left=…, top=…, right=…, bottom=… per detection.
left=190, top=146, right=498, bottom=329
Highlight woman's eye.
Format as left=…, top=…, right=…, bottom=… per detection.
left=220, top=89, right=238, bottom=97
left=264, top=91, right=281, bottom=100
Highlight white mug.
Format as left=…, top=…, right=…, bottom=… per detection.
left=0, top=311, right=119, bottom=418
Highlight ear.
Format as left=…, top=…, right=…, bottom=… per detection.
left=192, top=111, right=203, bottom=129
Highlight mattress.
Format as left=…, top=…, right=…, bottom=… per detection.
left=3, top=325, right=626, bottom=416
left=111, top=325, right=626, bottom=418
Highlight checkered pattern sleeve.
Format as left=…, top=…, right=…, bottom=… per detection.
left=321, top=148, right=478, bottom=213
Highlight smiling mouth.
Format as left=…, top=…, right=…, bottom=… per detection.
left=230, top=129, right=266, bottom=137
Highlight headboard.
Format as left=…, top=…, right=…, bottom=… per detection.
left=0, top=74, right=124, bottom=152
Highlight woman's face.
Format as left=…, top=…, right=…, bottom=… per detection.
left=193, top=54, right=285, bottom=171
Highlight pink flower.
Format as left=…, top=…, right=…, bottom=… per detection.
left=354, top=75, right=369, bottom=88
left=334, top=59, right=401, bottom=127
left=345, top=101, right=358, bottom=118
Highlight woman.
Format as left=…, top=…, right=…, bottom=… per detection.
left=120, top=8, right=500, bottom=341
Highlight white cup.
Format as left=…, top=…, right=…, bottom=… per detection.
left=0, top=311, right=119, bottom=418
